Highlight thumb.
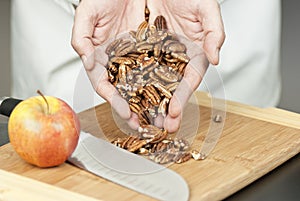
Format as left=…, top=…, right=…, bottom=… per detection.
left=203, top=31, right=224, bottom=65
left=200, top=1, right=225, bottom=65
left=71, top=4, right=95, bottom=69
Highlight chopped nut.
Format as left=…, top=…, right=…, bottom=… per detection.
left=191, top=150, right=207, bottom=160
left=213, top=114, right=223, bottom=123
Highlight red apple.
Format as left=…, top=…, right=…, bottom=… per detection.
left=8, top=91, right=80, bottom=168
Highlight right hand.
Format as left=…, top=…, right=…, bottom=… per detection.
left=71, top=0, right=146, bottom=129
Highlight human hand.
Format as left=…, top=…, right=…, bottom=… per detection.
left=71, top=0, right=146, bottom=129
left=147, top=0, right=225, bottom=132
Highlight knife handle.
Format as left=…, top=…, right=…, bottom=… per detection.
left=0, top=97, right=22, bottom=117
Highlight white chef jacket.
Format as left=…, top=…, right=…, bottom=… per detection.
left=11, top=0, right=281, bottom=112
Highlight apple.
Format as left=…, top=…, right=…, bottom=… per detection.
left=8, top=91, right=80, bottom=168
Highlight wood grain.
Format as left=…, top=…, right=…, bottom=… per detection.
left=0, top=91, right=299, bottom=201
left=0, top=169, right=99, bottom=201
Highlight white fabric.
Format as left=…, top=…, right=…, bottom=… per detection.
left=198, top=0, right=281, bottom=108
left=11, top=0, right=104, bottom=112
left=11, top=0, right=281, bottom=112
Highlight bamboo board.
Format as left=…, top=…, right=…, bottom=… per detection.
left=0, top=92, right=299, bottom=201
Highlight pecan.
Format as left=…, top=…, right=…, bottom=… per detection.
left=136, top=43, right=154, bottom=54
left=162, top=40, right=178, bottom=53
left=163, top=56, right=180, bottom=63
left=153, top=82, right=172, bottom=99
left=153, top=43, right=162, bottom=60
left=166, top=41, right=187, bottom=53
left=136, top=21, right=148, bottom=42
left=153, top=141, right=170, bottom=153
left=152, top=152, right=174, bottom=164
left=148, top=72, right=161, bottom=83
left=129, top=31, right=137, bottom=40
left=121, top=136, right=138, bottom=149
left=138, top=110, right=152, bottom=125
left=154, top=66, right=179, bottom=83
left=173, top=138, right=190, bottom=151
left=133, top=74, right=146, bottom=86
left=148, top=107, right=157, bottom=118
left=158, top=97, right=169, bottom=117
left=138, top=147, right=149, bottom=155
left=142, top=62, right=159, bottom=77
left=111, top=137, right=124, bottom=147
left=107, top=63, right=118, bottom=74
left=110, top=57, right=135, bottom=65
left=118, top=64, right=127, bottom=84
left=115, top=39, right=135, bottom=57
left=191, top=150, right=206, bottom=160
left=125, top=52, right=140, bottom=59
left=174, top=152, right=192, bottom=164
left=140, top=98, right=150, bottom=109
left=171, top=52, right=190, bottom=63
left=107, top=70, right=116, bottom=84
left=143, top=85, right=161, bottom=106
left=127, top=139, right=148, bottom=152
left=136, top=54, right=155, bottom=69
left=139, top=124, right=159, bottom=133
left=150, top=129, right=168, bottom=144
left=165, top=82, right=179, bottom=92
left=176, top=62, right=187, bottom=76
left=105, top=38, right=122, bottom=57
left=154, top=15, right=168, bottom=31
left=129, top=96, right=141, bottom=104
left=147, top=31, right=168, bottom=44
left=129, top=102, right=142, bottom=114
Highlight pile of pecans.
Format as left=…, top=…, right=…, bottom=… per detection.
left=105, top=14, right=202, bottom=164
left=106, top=15, right=190, bottom=125
left=111, top=125, right=193, bottom=164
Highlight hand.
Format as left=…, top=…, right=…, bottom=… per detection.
left=71, top=0, right=146, bottom=129
left=147, top=0, right=225, bottom=132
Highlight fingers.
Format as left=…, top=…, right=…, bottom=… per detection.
left=84, top=57, right=131, bottom=120
left=164, top=53, right=208, bottom=132
left=164, top=114, right=181, bottom=133
left=71, top=3, right=95, bottom=68
left=126, top=113, right=140, bottom=130
left=200, top=0, right=225, bottom=65
left=96, top=80, right=131, bottom=120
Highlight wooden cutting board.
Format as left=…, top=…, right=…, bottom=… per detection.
left=0, top=92, right=299, bottom=201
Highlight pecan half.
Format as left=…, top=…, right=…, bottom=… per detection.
left=136, top=21, right=148, bottom=42
left=154, top=15, right=168, bottom=31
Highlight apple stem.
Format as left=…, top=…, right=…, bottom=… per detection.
left=37, top=90, right=50, bottom=115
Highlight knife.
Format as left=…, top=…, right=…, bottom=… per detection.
left=0, top=96, right=189, bottom=201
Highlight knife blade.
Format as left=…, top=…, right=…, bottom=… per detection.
left=0, top=96, right=189, bottom=200
left=69, top=131, right=189, bottom=201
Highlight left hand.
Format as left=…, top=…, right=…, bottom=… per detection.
left=147, top=0, right=225, bottom=132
